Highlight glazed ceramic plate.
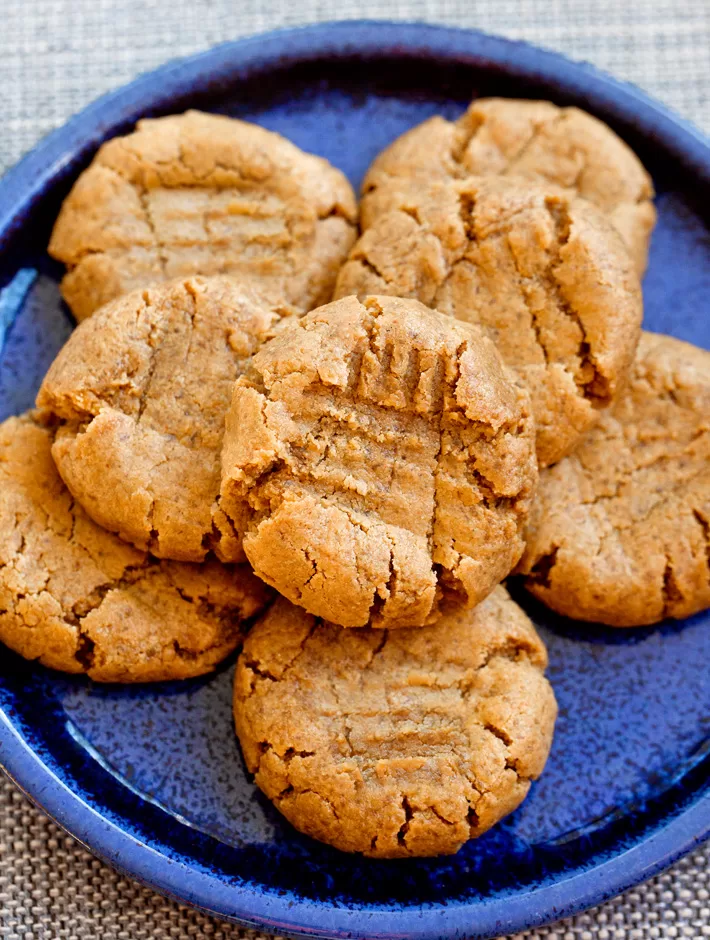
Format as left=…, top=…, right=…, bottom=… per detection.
left=1, top=21, right=709, bottom=940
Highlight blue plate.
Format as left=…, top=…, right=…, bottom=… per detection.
left=1, top=21, right=710, bottom=940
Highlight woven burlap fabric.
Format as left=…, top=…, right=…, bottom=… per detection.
left=2, top=0, right=710, bottom=172
left=1, top=1, right=709, bottom=938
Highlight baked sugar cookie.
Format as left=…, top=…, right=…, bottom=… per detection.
left=220, top=294, right=537, bottom=628
left=234, top=588, right=557, bottom=858
left=0, top=413, right=271, bottom=682
left=518, top=333, right=710, bottom=627
left=49, top=110, right=357, bottom=321
left=336, top=176, right=642, bottom=467
left=361, top=97, right=655, bottom=275
left=37, top=276, right=280, bottom=563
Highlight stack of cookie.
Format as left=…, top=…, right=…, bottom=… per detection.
left=2, top=102, right=708, bottom=859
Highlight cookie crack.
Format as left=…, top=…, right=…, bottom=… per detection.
left=275, top=785, right=341, bottom=822
left=113, top=136, right=250, bottom=188
left=320, top=203, right=355, bottom=224
left=74, top=629, right=96, bottom=670
left=145, top=499, right=160, bottom=554
left=526, top=546, right=559, bottom=589
left=429, top=806, right=455, bottom=827
left=66, top=563, right=148, bottom=627
left=4, top=513, right=28, bottom=573
left=282, top=747, right=316, bottom=763
left=457, top=190, right=478, bottom=244
left=430, top=339, right=469, bottom=595
left=502, top=226, right=554, bottom=368
left=662, top=554, right=684, bottom=619
left=450, top=111, right=485, bottom=168
left=299, top=548, right=319, bottom=595
left=136, top=312, right=165, bottom=423
left=456, top=643, right=537, bottom=697
left=244, top=620, right=319, bottom=688
left=369, top=533, right=397, bottom=623
left=588, top=464, right=710, bottom=548
left=180, top=281, right=200, bottom=369
left=692, top=509, right=710, bottom=583
left=466, top=802, right=482, bottom=837
left=203, top=498, right=241, bottom=555
left=545, top=197, right=609, bottom=403
left=171, top=637, right=223, bottom=662
left=253, top=742, right=317, bottom=776
left=349, top=254, right=394, bottom=289
left=342, top=723, right=355, bottom=758
left=171, top=582, right=254, bottom=634
left=243, top=659, right=279, bottom=682
left=396, top=796, right=414, bottom=850
left=501, top=111, right=568, bottom=178
left=361, top=629, right=389, bottom=677
left=62, top=563, right=154, bottom=669
left=428, top=399, right=446, bottom=565
left=135, top=185, right=169, bottom=280
left=580, top=443, right=708, bottom=513
left=466, top=465, right=513, bottom=509
left=483, top=721, right=513, bottom=747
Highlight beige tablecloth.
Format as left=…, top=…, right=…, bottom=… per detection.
left=1, top=1, right=710, bottom=937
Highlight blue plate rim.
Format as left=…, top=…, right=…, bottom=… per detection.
left=1, top=19, right=710, bottom=940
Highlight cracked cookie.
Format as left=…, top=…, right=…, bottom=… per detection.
left=336, top=176, right=643, bottom=467
left=360, top=97, right=656, bottom=276
left=220, top=294, right=537, bottom=628
left=234, top=587, right=557, bottom=858
left=37, top=276, right=281, bottom=563
left=0, top=412, right=271, bottom=682
left=48, top=110, right=357, bottom=321
left=518, top=332, right=710, bottom=627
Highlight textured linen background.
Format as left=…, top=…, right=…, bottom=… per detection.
left=1, top=1, right=709, bottom=938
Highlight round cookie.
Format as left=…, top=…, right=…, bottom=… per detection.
left=360, top=97, right=656, bottom=275
left=37, top=276, right=281, bottom=563
left=220, top=294, right=538, bottom=628
left=518, top=332, right=710, bottom=627
left=48, top=110, right=357, bottom=321
left=336, top=176, right=643, bottom=467
left=0, top=413, right=271, bottom=682
left=234, top=587, right=557, bottom=858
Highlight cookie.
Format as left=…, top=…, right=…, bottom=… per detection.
left=234, top=587, right=557, bottom=858
left=48, top=110, right=357, bottom=321
left=518, top=332, right=710, bottom=627
left=37, top=276, right=280, bottom=563
left=0, top=413, right=271, bottom=682
left=336, top=176, right=643, bottom=467
left=360, top=97, right=655, bottom=275
left=220, top=294, right=537, bottom=628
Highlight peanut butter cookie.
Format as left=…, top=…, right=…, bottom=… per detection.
left=220, top=294, right=537, bottom=628
left=234, top=588, right=557, bottom=858
left=37, top=276, right=280, bottom=563
left=48, top=110, right=357, bottom=321
left=0, top=412, right=271, bottom=682
left=361, top=97, right=655, bottom=275
left=518, top=332, right=710, bottom=627
left=336, top=176, right=642, bottom=467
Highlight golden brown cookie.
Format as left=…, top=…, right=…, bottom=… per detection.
left=234, top=588, right=557, bottom=858
left=220, top=294, right=538, bottom=628
left=518, top=332, right=710, bottom=627
left=37, top=276, right=280, bottom=563
left=336, top=176, right=643, bottom=467
left=360, top=97, right=655, bottom=275
left=48, top=110, right=357, bottom=321
left=0, top=412, right=271, bottom=682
